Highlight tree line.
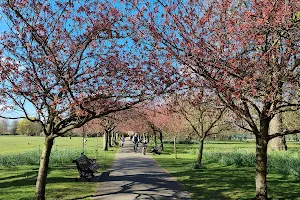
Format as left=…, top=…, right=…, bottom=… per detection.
left=0, top=119, right=42, bottom=136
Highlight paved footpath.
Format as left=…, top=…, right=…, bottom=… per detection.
left=92, top=138, right=192, bottom=200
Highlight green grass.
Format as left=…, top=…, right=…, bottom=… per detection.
left=0, top=135, right=103, bottom=155
left=153, top=141, right=300, bottom=200
left=0, top=135, right=118, bottom=200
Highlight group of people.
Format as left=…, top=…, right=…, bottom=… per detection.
left=120, top=133, right=161, bottom=155
left=132, top=133, right=148, bottom=155
left=120, top=133, right=148, bottom=155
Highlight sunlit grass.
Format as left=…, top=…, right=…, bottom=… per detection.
left=0, top=135, right=103, bottom=155
left=0, top=135, right=118, bottom=200
left=153, top=141, right=300, bottom=200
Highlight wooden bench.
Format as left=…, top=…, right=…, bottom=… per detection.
left=72, top=153, right=99, bottom=181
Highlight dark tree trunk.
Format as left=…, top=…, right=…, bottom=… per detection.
left=174, top=136, right=177, bottom=159
left=196, top=138, right=204, bottom=167
left=147, top=134, right=150, bottom=143
left=154, top=132, right=157, bottom=146
left=159, top=130, right=164, bottom=151
left=82, top=134, right=85, bottom=153
left=109, top=132, right=113, bottom=147
left=35, top=136, right=54, bottom=200
left=103, top=131, right=108, bottom=151
left=255, top=119, right=269, bottom=200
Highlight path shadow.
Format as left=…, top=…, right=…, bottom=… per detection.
left=73, top=141, right=191, bottom=200
left=74, top=171, right=111, bottom=183
left=0, top=165, right=77, bottom=189
left=73, top=155, right=192, bottom=200
left=73, top=173, right=191, bottom=200
left=0, top=170, right=38, bottom=181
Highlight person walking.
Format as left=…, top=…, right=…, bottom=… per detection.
left=120, top=136, right=125, bottom=147
left=132, top=133, right=139, bottom=152
left=141, top=140, right=147, bottom=155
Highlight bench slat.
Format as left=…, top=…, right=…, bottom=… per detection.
left=73, top=154, right=100, bottom=180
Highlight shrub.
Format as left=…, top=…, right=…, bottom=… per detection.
left=178, top=140, right=197, bottom=144
left=0, top=148, right=83, bottom=167
left=204, top=148, right=300, bottom=180
left=163, top=140, right=198, bottom=144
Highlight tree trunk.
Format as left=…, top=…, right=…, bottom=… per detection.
left=269, top=135, right=287, bottom=150
left=147, top=134, right=150, bottom=143
left=159, top=130, right=164, bottom=151
left=154, top=132, right=157, bottom=146
left=35, top=136, right=54, bottom=200
left=103, top=131, right=108, bottom=151
left=255, top=119, right=269, bottom=200
left=111, top=132, right=115, bottom=146
left=82, top=134, right=85, bottom=154
left=109, top=132, right=113, bottom=147
left=269, top=113, right=287, bottom=151
left=82, top=126, right=86, bottom=153
left=96, top=133, right=99, bottom=160
left=196, top=138, right=204, bottom=167
left=174, top=136, right=177, bottom=159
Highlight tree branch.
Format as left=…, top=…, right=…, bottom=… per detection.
left=268, top=129, right=300, bottom=141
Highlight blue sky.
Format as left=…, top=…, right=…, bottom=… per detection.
left=1, top=17, right=37, bottom=119
left=0, top=15, right=9, bottom=32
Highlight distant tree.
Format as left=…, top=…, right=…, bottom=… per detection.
left=132, top=103, right=186, bottom=151
left=117, top=103, right=186, bottom=156
left=283, top=110, right=300, bottom=131
left=103, top=119, right=117, bottom=150
left=10, top=120, right=18, bottom=135
left=126, top=104, right=171, bottom=151
left=117, top=108, right=152, bottom=136
left=144, top=104, right=182, bottom=151
left=151, top=106, right=185, bottom=159
left=16, top=118, right=43, bottom=136
left=81, top=117, right=118, bottom=151
left=283, top=110, right=300, bottom=141
left=0, top=119, right=9, bottom=134
left=269, top=113, right=287, bottom=151
left=72, top=119, right=101, bottom=137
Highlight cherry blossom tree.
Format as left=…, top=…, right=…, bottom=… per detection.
left=117, top=107, right=154, bottom=145
left=130, top=0, right=300, bottom=199
left=117, top=103, right=184, bottom=151
left=101, top=118, right=117, bottom=150
left=73, top=117, right=116, bottom=151
left=138, top=103, right=189, bottom=153
left=152, top=104, right=186, bottom=158
left=139, top=103, right=177, bottom=151
left=0, top=0, right=177, bottom=199
left=168, top=91, right=230, bottom=168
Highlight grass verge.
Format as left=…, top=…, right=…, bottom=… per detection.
left=0, top=136, right=118, bottom=200
left=153, top=142, right=300, bottom=200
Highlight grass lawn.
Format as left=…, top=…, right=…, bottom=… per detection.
left=0, top=135, right=118, bottom=200
left=153, top=141, right=300, bottom=200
